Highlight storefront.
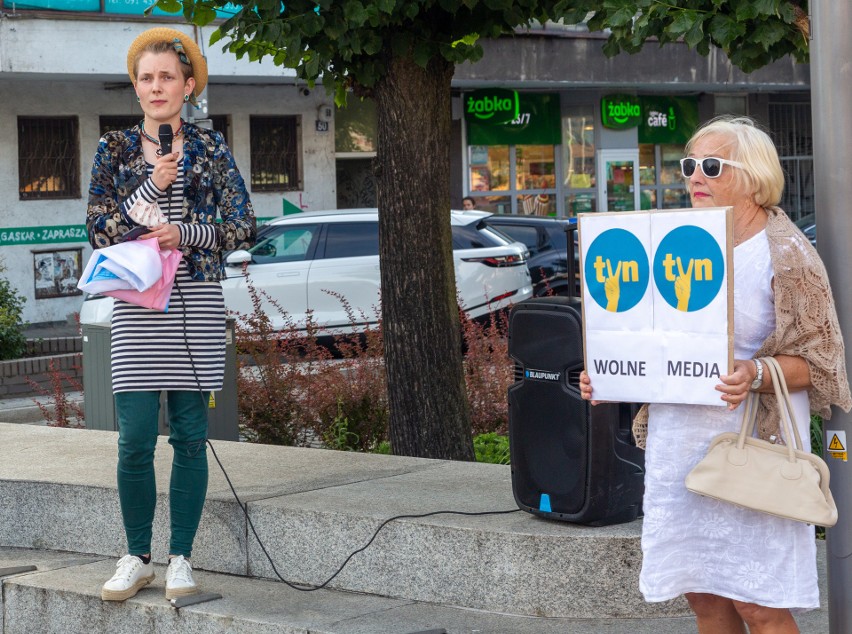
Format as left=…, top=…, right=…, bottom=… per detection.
left=462, top=90, right=701, bottom=218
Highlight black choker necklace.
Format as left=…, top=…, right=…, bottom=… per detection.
left=140, top=120, right=184, bottom=155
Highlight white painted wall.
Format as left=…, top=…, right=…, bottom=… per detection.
left=0, top=18, right=298, bottom=82
left=0, top=16, right=338, bottom=324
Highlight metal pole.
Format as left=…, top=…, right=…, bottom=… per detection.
left=810, top=2, right=852, bottom=632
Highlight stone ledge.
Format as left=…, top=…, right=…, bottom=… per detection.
left=0, top=423, right=689, bottom=619
left=0, top=547, right=714, bottom=634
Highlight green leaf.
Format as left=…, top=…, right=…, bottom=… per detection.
left=363, top=32, right=383, bottom=55
left=300, top=11, right=324, bottom=36
left=209, top=28, right=224, bottom=46
left=667, top=10, right=698, bottom=38
left=608, top=7, right=636, bottom=28
left=412, top=39, right=433, bottom=68
left=304, top=53, right=320, bottom=79
left=753, top=0, right=781, bottom=16
left=684, top=18, right=705, bottom=48
left=452, top=33, right=479, bottom=48
left=154, top=0, right=181, bottom=13
left=403, top=2, right=418, bottom=19
left=735, top=3, right=759, bottom=21
left=344, top=0, right=368, bottom=25
left=324, top=18, right=348, bottom=40
left=376, top=0, right=394, bottom=13
left=753, top=20, right=788, bottom=48
left=709, top=14, right=746, bottom=47
left=193, top=3, right=217, bottom=25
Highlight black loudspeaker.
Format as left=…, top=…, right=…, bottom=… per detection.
left=507, top=296, right=645, bottom=526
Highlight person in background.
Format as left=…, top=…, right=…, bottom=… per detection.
left=86, top=27, right=256, bottom=603
left=462, top=196, right=476, bottom=211
left=580, top=116, right=850, bottom=633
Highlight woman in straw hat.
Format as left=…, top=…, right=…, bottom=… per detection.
left=86, top=27, right=256, bottom=602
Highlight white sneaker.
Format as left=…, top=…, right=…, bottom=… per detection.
left=101, top=555, right=154, bottom=601
left=165, top=555, right=198, bottom=600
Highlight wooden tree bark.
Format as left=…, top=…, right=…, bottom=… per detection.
left=374, top=54, right=475, bottom=461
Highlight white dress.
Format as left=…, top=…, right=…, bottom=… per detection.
left=639, top=230, right=819, bottom=610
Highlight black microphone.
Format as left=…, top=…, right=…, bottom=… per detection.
left=158, top=123, right=173, bottom=155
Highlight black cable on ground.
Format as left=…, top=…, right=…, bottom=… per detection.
left=206, top=440, right=520, bottom=592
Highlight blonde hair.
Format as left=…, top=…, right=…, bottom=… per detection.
left=131, top=40, right=193, bottom=83
left=685, top=115, right=784, bottom=207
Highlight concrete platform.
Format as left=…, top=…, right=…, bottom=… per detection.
left=0, top=423, right=830, bottom=633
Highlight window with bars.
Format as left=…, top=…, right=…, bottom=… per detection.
left=18, top=117, right=80, bottom=200
left=768, top=101, right=813, bottom=222
left=250, top=116, right=301, bottom=191
left=99, top=116, right=141, bottom=136
left=209, top=115, right=230, bottom=145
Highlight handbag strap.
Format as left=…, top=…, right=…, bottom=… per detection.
left=761, top=356, right=806, bottom=451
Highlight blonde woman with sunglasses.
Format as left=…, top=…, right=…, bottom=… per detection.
left=580, top=116, right=850, bottom=633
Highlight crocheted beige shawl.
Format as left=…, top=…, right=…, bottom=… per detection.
left=631, top=206, right=852, bottom=449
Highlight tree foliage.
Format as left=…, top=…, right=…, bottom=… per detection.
left=155, top=0, right=810, bottom=100
left=584, top=0, right=810, bottom=73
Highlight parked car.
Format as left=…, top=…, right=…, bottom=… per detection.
left=79, top=209, right=533, bottom=333
left=484, top=214, right=579, bottom=297
left=794, top=212, right=816, bottom=247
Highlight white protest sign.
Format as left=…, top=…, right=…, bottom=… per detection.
left=580, top=207, right=733, bottom=405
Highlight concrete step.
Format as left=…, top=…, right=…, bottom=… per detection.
left=0, top=547, right=709, bottom=634
left=0, top=423, right=830, bottom=631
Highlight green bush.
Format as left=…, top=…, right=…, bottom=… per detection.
left=474, top=432, right=510, bottom=465
left=0, top=260, right=27, bottom=360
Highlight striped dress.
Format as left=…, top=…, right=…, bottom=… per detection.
left=111, top=164, right=226, bottom=393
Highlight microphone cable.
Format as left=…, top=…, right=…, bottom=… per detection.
left=164, top=155, right=520, bottom=594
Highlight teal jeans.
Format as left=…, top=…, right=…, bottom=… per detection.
left=114, top=391, right=209, bottom=558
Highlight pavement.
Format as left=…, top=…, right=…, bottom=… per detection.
left=0, top=421, right=833, bottom=633
left=0, top=322, right=833, bottom=632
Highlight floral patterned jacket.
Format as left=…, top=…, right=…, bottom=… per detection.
left=86, top=122, right=256, bottom=281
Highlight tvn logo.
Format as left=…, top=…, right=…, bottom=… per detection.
left=524, top=368, right=561, bottom=382
left=585, top=225, right=724, bottom=313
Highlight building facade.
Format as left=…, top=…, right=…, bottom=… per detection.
left=0, top=11, right=814, bottom=325
left=1, top=10, right=338, bottom=324
left=449, top=27, right=813, bottom=222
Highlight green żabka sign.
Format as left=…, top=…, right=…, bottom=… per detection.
left=466, top=91, right=561, bottom=145
left=0, top=225, right=88, bottom=246
left=601, top=95, right=699, bottom=144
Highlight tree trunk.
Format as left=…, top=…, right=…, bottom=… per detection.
left=374, top=54, right=475, bottom=461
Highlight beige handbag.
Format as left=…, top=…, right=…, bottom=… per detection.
left=685, top=356, right=838, bottom=527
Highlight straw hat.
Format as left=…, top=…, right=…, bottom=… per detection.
left=126, top=27, right=208, bottom=97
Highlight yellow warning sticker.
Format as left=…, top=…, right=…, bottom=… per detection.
left=208, top=392, right=216, bottom=409
left=826, top=430, right=847, bottom=462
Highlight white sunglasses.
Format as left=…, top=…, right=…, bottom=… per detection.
left=680, top=157, right=744, bottom=179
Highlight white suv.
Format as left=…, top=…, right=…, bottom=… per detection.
left=79, top=209, right=533, bottom=332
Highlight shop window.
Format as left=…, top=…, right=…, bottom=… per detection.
left=639, top=143, right=688, bottom=210
left=18, top=117, right=80, bottom=200
left=517, top=194, right=555, bottom=217
left=470, top=145, right=509, bottom=192
left=250, top=116, right=302, bottom=192
left=562, top=107, right=596, bottom=217
left=516, top=145, right=555, bottom=190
